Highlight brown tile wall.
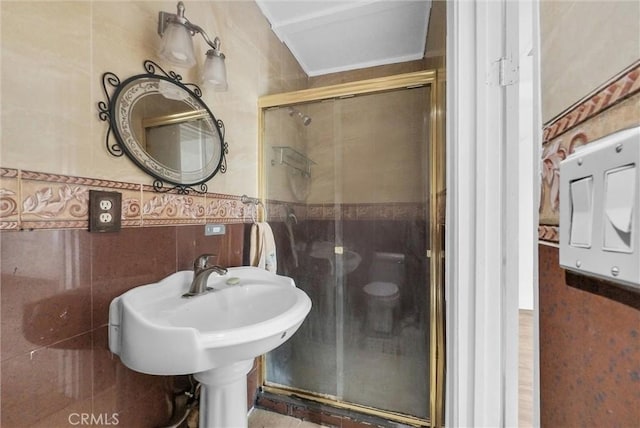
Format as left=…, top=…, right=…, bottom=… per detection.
left=538, top=244, right=640, bottom=427
left=0, top=224, right=246, bottom=427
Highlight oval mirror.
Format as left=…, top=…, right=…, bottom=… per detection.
left=99, top=61, right=227, bottom=193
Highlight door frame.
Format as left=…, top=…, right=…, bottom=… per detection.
left=445, top=1, right=540, bottom=426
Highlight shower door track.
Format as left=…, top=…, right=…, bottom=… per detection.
left=261, top=385, right=431, bottom=427
left=257, top=69, right=445, bottom=428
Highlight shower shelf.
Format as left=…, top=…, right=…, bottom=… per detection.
left=271, top=146, right=316, bottom=177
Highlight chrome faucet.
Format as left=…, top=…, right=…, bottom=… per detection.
left=182, top=254, right=228, bottom=298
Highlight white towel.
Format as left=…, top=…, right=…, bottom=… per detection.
left=249, top=222, right=277, bottom=273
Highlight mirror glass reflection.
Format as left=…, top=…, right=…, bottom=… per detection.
left=114, top=77, right=223, bottom=186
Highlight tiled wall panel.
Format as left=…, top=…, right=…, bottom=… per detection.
left=0, top=224, right=245, bottom=426
left=538, top=244, right=640, bottom=427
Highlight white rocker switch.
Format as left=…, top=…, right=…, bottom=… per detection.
left=603, top=164, right=636, bottom=252
left=559, top=125, right=640, bottom=289
left=569, top=176, right=594, bottom=247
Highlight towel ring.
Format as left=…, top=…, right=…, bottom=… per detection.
left=241, top=195, right=267, bottom=223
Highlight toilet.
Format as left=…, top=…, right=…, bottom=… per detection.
left=363, top=252, right=405, bottom=335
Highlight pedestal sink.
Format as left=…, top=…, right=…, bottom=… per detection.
left=309, top=241, right=362, bottom=275
left=108, top=266, right=312, bottom=428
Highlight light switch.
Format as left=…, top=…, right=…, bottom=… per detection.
left=603, top=164, right=636, bottom=252
left=569, top=176, right=594, bottom=247
left=559, top=125, right=640, bottom=289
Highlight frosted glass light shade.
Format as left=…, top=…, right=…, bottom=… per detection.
left=201, top=53, right=228, bottom=91
left=158, top=22, right=196, bottom=67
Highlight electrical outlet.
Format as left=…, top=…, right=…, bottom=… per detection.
left=100, top=200, right=113, bottom=210
left=89, top=190, right=122, bottom=233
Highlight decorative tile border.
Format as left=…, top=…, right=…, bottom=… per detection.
left=0, top=168, right=250, bottom=231
left=206, top=193, right=248, bottom=222
left=0, top=168, right=20, bottom=229
left=0, top=169, right=420, bottom=230
left=538, top=225, right=560, bottom=243
left=141, top=186, right=206, bottom=226
left=265, top=199, right=425, bottom=222
left=539, top=61, right=640, bottom=243
left=543, top=62, right=640, bottom=144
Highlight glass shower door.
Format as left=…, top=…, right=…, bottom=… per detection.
left=263, top=100, right=341, bottom=398
left=336, top=87, right=431, bottom=418
left=262, top=78, right=437, bottom=423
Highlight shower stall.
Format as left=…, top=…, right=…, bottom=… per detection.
left=257, top=71, right=444, bottom=426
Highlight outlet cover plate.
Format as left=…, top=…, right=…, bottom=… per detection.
left=89, top=190, right=122, bottom=233
left=205, top=224, right=226, bottom=236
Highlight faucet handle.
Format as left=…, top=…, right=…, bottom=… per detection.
left=194, top=254, right=217, bottom=270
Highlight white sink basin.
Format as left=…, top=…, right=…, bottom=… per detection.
left=309, top=241, right=362, bottom=275
left=108, top=266, right=312, bottom=376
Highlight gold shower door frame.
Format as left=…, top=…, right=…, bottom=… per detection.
left=257, top=70, right=445, bottom=428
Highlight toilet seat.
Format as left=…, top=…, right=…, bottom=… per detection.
left=363, top=281, right=399, bottom=298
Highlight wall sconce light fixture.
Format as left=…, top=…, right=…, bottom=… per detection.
left=157, top=1, right=228, bottom=91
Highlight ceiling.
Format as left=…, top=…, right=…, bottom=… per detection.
left=255, top=1, right=431, bottom=77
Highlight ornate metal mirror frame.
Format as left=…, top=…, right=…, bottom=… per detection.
left=98, top=60, right=228, bottom=194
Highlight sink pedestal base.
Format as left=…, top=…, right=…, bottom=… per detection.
left=194, top=359, right=254, bottom=428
